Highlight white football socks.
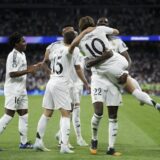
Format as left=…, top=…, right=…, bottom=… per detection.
left=132, top=89, right=155, bottom=106
left=0, top=114, right=12, bottom=134
left=19, top=113, right=28, bottom=144
left=108, top=118, right=118, bottom=149
left=91, top=113, right=103, bottom=140
left=72, top=107, right=82, bottom=139
left=35, top=114, right=50, bottom=143
left=60, top=117, right=70, bottom=146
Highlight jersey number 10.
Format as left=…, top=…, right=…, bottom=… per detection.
left=85, top=38, right=105, bottom=57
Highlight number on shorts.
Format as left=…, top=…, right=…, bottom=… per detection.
left=94, top=88, right=102, bottom=95
left=85, top=38, right=105, bottom=57
left=15, top=97, right=21, bottom=104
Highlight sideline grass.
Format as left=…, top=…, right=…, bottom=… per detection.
left=0, top=95, right=160, bottom=160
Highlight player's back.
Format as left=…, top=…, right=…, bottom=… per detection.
left=79, top=26, right=113, bottom=58
left=49, top=45, right=72, bottom=85
left=79, top=27, right=125, bottom=72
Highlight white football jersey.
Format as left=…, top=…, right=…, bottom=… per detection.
left=4, top=49, right=27, bottom=95
left=79, top=26, right=124, bottom=73
left=49, top=45, right=80, bottom=85
left=108, top=36, right=128, bottom=54
left=79, top=26, right=114, bottom=58
left=48, top=41, right=83, bottom=86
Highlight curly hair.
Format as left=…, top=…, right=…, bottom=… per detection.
left=9, top=32, right=23, bottom=47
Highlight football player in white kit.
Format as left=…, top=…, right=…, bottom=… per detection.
left=69, top=54, right=89, bottom=146
left=0, top=32, right=38, bottom=149
left=44, top=25, right=88, bottom=148
left=33, top=28, right=90, bottom=154
left=55, top=51, right=88, bottom=148
left=84, top=17, right=143, bottom=156
left=71, top=16, right=160, bottom=155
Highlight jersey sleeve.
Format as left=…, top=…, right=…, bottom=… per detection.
left=117, top=39, right=128, bottom=53
left=7, top=52, right=20, bottom=72
left=97, top=26, right=114, bottom=35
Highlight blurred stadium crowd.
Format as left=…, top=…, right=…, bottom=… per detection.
left=0, top=7, right=160, bottom=35
left=0, top=0, right=160, bottom=94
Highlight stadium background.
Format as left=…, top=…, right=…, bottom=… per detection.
left=0, top=0, right=160, bottom=95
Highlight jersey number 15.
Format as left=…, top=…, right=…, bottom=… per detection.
left=53, top=56, right=63, bottom=74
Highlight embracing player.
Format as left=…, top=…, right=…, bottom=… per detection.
left=70, top=16, right=160, bottom=155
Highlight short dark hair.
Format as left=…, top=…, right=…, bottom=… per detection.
left=59, top=24, right=73, bottom=35
left=97, top=17, right=109, bottom=26
left=79, top=16, right=95, bottom=31
left=9, top=32, right=23, bottom=47
left=63, top=31, right=76, bottom=45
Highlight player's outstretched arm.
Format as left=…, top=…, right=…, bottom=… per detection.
left=9, top=64, right=39, bottom=78
left=33, top=49, right=51, bottom=75
left=101, top=26, right=119, bottom=36
left=12, top=49, right=52, bottom=78
left=112, top=28, right=119, bottom=35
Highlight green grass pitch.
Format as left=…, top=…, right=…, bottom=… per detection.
left=0, top=94, right=160, bottom=160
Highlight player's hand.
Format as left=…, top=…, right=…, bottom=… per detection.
left=35, top=62, right=44, bottom=68
left=27, top=64, right=39, bottom=74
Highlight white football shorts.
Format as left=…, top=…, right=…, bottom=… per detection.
left=42, top=78, right=72, bottom=110
left=4, top=94, right=28, bottom=110
left=93, top=52, right=129, bottom=85
left=69, top=83, right=83, bottom=104
left=91, top=74, right=122, bottom=106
